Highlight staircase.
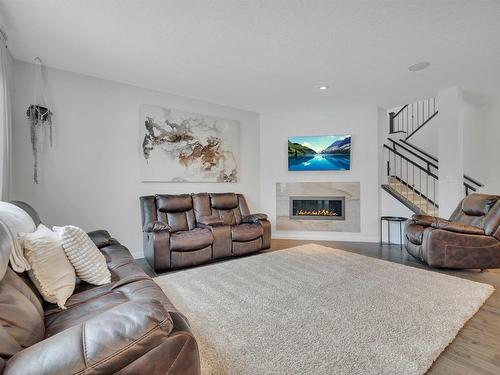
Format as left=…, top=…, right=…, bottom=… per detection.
left=383, top=177, right=438, bottom=216
left=382, top=96, right=483, bottom=216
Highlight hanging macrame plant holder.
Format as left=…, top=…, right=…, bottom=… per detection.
left=26, top=57, right=53, bottom=184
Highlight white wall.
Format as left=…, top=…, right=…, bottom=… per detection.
left=405, top=117, right=438, bottom=157
left=463, top=89, right=500, bottom=195
left=11, top=61, right=261, bottom=258
left=437, top=87, right=464, bottom=218
left=260, top=108, right=380, bottom=242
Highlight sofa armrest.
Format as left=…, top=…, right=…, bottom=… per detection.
left=410, top=214, right=439, bottom=227
left=197, top=215, right=225, bottom=228
left=143, top=223, right=171, bottom=272
left=242, top=213, right=268, bottom=224
left=431, top=220, right=485, bottom=235
left=3, top=300, right=174, bottom=375
left=143, top=221, right=171, bottom=233
left=87, top=229, right=119, bottom=248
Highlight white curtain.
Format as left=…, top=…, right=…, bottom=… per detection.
left=0, top=35, right=12, bottom=200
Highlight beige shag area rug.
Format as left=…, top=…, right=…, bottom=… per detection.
left=154, top=244, right=493, bottom=375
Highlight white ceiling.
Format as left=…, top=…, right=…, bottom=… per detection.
left=1, top=0, right=500, bottom=112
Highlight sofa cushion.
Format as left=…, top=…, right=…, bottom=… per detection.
left=165, top=211, right=196, bottom=232
left=54, top=225, right=111, bottom=286
left=19, top=224, right=76, bottom=309
left=231, top=224, right=264, bottom=242
left=210, top=193, right=238, bottom=210
left=44, top=279, right=176, bottom=338
left=170, top=228, right=213, bottom=252
left=7, top=296, right=174, bottom=375
left=405, top=224, right=425, bottom=245
left=0, top=268, right=45, bottom=360
left=156, top=194, right=193, bottom=213
left=461, top=194, right=499, bottom=216
left=215, top=209, right=239, bottom=226
left=431, top=220, right=485, bottom=235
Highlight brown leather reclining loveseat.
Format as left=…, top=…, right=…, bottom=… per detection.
left=140, top=193, right=271, bottom=272
left=405, top=193, right=500, bottom=269
left=0, top=202, right=200, bottom=375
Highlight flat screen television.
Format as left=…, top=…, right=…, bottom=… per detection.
left=288, top=135, right=351, bottom=171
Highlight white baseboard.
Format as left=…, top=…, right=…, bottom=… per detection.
left=272, top=231, right=379, bottom=243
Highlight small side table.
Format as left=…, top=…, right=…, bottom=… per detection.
left=380, top=216, right=408, bottom=250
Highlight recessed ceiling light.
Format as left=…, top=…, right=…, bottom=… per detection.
left=318, top=85, right=329, bottom=90
left=408, top=62, right=430, bottom=72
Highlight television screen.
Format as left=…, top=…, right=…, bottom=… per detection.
left=288, top=135, right=351, bottom=171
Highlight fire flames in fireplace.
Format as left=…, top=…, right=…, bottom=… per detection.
left=297, top=209, right=338, bottom=217
left=290, top=196, right=345, bottom=220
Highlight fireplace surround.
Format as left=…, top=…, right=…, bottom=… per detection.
left=276, top=182, right=360, bottom=232
left=289, top=196, right=345, bottom=220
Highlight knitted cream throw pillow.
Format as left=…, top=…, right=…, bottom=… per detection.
left=19, top=224, right=75, bottom=309
left=53, top=225, right=111, bottom=285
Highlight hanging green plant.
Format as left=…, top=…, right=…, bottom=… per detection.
left=26, top=104, right=53, bottom=184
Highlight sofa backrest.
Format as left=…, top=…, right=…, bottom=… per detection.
left=140, top=194, right=196, bottom=233
left=449, top=193, right=500, bottom=235
left=191, top=193, right=212, bottom=220
left=155, top=194, right=196, bottom=232
left=141, top=193, right=252, bottom=229
left=0, top=220, right=45, bottom=365
left=208, top=193, right=251, bottom=226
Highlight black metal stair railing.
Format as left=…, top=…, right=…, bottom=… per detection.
left=386, top=139, right=483, bottom=196
left=383, top=144, right=438, bottom=214
left=389, top=97, right=438, bottom=140
left=384, top=96, right=484, bottom=213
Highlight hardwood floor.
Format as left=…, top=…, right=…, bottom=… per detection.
left=137, top=239, right=500, bottom=374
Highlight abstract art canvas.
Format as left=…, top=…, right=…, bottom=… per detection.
left=140, top=105, right=240, bottom=182
left=288, top=135, right=351, bottom=171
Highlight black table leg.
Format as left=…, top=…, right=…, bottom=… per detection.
left=379, top=218, right=382, bottom=245
left=399, top=221, right=403, bottom=250
left=388, top=221, right=391, bottom=246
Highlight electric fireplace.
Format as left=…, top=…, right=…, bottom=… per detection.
left=289, top=196, right=345, bottom=220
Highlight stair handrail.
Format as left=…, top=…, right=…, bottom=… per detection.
left=388, top=139, right=437, bottom=171
left=397, top=139, right=484, bottom=188
left=404, top=111, right=439, bottom=140
left=389, top=97, right=437, bottom=138
left=384, top=142, right=479, bottom=201
left=383, top=144, right=437, bottom=179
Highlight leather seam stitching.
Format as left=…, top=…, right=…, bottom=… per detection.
left=77, top=318, right=170, bottom=374
left=166, top=335, right=192, bottom=375
left=82, top=322, right=88, bottom=368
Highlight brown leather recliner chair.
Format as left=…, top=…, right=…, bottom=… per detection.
left=405, top=193, right=500, bottom=269
left=140, top=193, right=271, bottom=272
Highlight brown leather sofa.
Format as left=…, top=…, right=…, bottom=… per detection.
left=0, top=202, right=200, bottom=375
left=140, top=193, right=271, bottom=272
left=405, top=193, right=500, bottom=269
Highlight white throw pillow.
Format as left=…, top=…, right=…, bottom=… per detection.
left=53, top=225, right=111, bottom=286
left=0, top=201, right=36, bottom=272
left=19, top=224, right=75, bottom=309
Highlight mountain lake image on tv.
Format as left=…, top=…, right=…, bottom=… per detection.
left=288, top=135, right=351, bottom=171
